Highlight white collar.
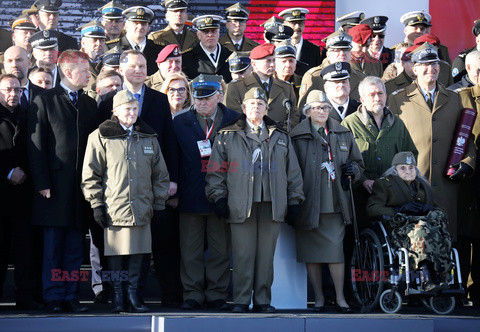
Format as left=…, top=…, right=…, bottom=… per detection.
left=232, top=36, right=244, bottom=47
left=294, top=37, right=303, bottom=61
left=329, top=98, right=349, bottom=119
left=200, top=43, right=220, bottom=67
left=368, top=46, right=383, bottom=59
left=126, top=34, right=147, bottom=52
left=120, top=123, right=133, bottom=133
left=246, top=118, right=264, bottom=130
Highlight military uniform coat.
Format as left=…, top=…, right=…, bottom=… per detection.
left=57, top=31, right=79, bottom=52
left=295, top=39, right=322, bottom=76
left=448, top=74, right=474, bottom=91
left=182, top=43, right=232, bottom=83
left=385, top=70, right=413, bottom=97
left=148, top=25, right=198, bottom=52
left=0, top=28, right=12, bottom=53
left=388, top=82, right=477, bottom=238
left=375, top=46, right=395, bottom=71
left=350, top=52, right=383, bottom=78
left=219, top=34, right=259, bottom=53
left=224, top=72, right=300, bottom=128
left=145, top=70, right=165, bottom=91
left=328, top=98, right=361, bottom=123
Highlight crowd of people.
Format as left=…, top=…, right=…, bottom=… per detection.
left=0, top=0, right=479, bottom=315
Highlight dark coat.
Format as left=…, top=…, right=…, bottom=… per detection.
left=452, top=46, right=475, bottom=83
left=378, top=46, right=395, bottom=71
left=328, top=98, right=361, bottom=123
left=0, top=104, right=31, bottom=215
left=97, top=85, right=178, bottom=182
left=27, top=86, right=102, bottom=227
left=0, top=28, right=12, bottom=53
left=295, top=39, right=321, bottom=76
left=182, top=43, right=232, bottom=83
left=173, top=103, right=239, bottom=214
left=57, top=31, right=79, bottom=52
left=148, top=25, right=199, bottom=52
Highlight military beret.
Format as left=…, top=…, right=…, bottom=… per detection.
left=400, top=11, right=432, bottom=27
left=260, top=16, right=283, bottom=30
left=322, top=29, right=352, bottom=49
left=320, top=62, right=351, bottom=81
left=77, top=20, right=106, bottom=39
left=392, top=151, right=416, bottom=166
left=101, top=46, right=122, bottom=68
left=227, top=51, right=251, bottom=73
left=274, top=40, right=296, bottom=58
left=193, top=15, right=222, bottom=30
left=360, top=16, right=388, bottom=34
left=265, top=24, right=294, bottom=42
left=191, top=74, right=222, bottom=98
left=35, top=0, right=62, bottom=13
left=123, top=6, right=154, bottom=24
left=278, top=8, right=309, bottom=22
left=244, top=87, right=268, bottom=103
left=411, top=42, right=439, bottom=64
left=250, top=43, right=275, bottom=60
left=401, top=45, right=418, bottom=61
left=303, top=90, right=333, bottom=115
left=98, top=1, right=127, bottom=20
left=414, top=33, right=440, bottom=46
left=473, top=19, right=480, bottom=37
left=225, top=2, right=249, bottom=21
left=162, top=0, right=188, bottom=11
left=156, top=44, right=181, bottom=63
left=113, top=89, right=138, bottom=109
left=336, top=11, right=365, bottom=28
left=348, top=24, right=373, bottom=45
left=10, top=14, right=37, bottom=31
left=29, top=29, right=59, bottom=49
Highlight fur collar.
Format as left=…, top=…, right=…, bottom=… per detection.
left=99, top=116, right=157, bottom=138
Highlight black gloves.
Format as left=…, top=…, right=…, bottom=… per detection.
left=341, top=162, right=355, bottom=190
left=286, top=204, right=301, bottom=225
left=449, top=162, right=474, bottom=182
left=421, top=204, right=436, bottom=214
left=152, top=210, right=165, bottom=223
left=93, top=206, right=108, bottom=229
left=394, top=201, right=424, bottom=215
left=214, top=198, right=230, bottom=219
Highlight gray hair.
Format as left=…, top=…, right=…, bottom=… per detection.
left=382, top=165, right=430, bottom=186
left=466, top=50, right=480, bottom=67
left=358, top=76, right=386, bottom=100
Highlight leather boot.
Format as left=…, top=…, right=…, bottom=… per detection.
left=109, top=256, right=125, bottom=313
left=126, top=254, right=149, bottom=313
left=419, top=262, right=440, bottom=293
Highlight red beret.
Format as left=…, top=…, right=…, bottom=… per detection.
left=156, top=44, right=181, bottom=63
left=250, top=43, right=275, bottom=60
left=414, top=33, right=440, bottom=46
left=401, top=44, right=419, bottom=61
left=348, top=23, right=373, bottom=45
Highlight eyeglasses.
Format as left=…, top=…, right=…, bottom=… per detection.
left=0, top=87, right=24, bottom=95
left=373, top=34, right=385, bottom=39
left=167, top=87, right=186, bottom=95
left=310, top=106, right=332, bottom=112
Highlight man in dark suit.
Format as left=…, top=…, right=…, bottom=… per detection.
left=0, top=74, right=43, bottom=310
left=220, top=3, right=259, bottom=53
left=106, top=6, right=162, bottom=76
left=279, top=7, right=322, bottom=76
left=28, top=50, right=102, bottom=313
left=182, top=15, right=232, bottom=83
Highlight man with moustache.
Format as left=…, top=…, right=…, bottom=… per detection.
left=220, top=2, right=258, bottom=53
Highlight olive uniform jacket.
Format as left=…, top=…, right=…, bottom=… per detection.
left=385, top=71, right=413, bottom=97
left=148, top=25, right=198, bottom=52
left=145, top=70, right=165, bottom=92
left=224, top=72, right=300, bottom=129
left=219, top=34, right=259, bottom=53
left=350, top=52, right=383, bottom=78
left=388, top=82, right=476, bottom=239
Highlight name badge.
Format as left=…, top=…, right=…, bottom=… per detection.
left=143, top=145, right=154, bottom=155
left=197, top=139, right=212, bottom=158
left=339, top=141, right=348, bottom=151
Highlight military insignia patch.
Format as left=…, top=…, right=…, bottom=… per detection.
left=137, top=8, right=145, bottom=15
left=374, top=16, right=380, bottom=24
left=43, top=30, right=49, bottom=38
left=205, top=17, right=213, bottom=25
left=335, top=62, right=342, bottom=71
left=279, top=25, right=284, bottom=33
left=406, top=156, right=413, bottom=164
left=199, top=74, right=204, bottom=82
left=293, top=10, right=300, bottom=17
left=360, top=13, right=365, bottom=20
left=418, top=13, right=424, bottom=22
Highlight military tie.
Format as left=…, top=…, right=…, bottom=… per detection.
left=205, top=117, right=213, bottom=129
left=262, top=81, right=269, bottom=93
left=20, top=90, right=28, bottom=109
left=210, top=53, right=216, bottom=62
left=318, top=127, right=327, bottom=140
left=426, top=92, right=434, bottom=110
left=134, top=93, right=141, bottom=103
left=69, top=91, right=78, bottom=105
left=234, top=43, right=240, bottom=51
left=338, top=106, right=345, bottom=118
left=254, top=126, right=261, bottom=137
left=134, top=45, right=141, bottom=51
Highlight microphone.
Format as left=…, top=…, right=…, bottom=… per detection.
left=283, top=99, right=292, bottom=113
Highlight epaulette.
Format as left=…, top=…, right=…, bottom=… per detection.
left=305, top=66, right=321, bottom=75
left=456, top=86, right=471, bottom=92
left=106, top=38, right=119, bottom=44
left=391, top=88, right=406, bottom=96
left=182, top=47, right=193, bottom=54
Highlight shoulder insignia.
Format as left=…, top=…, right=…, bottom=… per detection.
left=391, top=88, right=405, bottom=96
left=457, top=87, right=470, bottom=92
left=106, top=38, right=119, bottom=44
left=182, top=47, right=193, bottom=54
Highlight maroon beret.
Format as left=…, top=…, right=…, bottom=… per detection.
left=348, top=23, right=373, bottom=45
left=156, top=44, right=181, bottom=63
left=414, top=33, right=440, bottom=46
left=401, top=44, right=419, bottom=61
left=249, top=43, right=275, bottom=60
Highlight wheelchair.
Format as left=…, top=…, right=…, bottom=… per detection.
left=350, top=221, right=464, bottom=315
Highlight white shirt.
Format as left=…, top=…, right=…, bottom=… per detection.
left=200, top=42, right=220, bottom=68
left=126, top=35, right=147, bottom=52
left=329, top=98, right=350, bottom=119
left=60, top=81, right=77, bottom=97
left=294, top=37, right=304, bottom=61
left=22, top=80, right=30, bottom=103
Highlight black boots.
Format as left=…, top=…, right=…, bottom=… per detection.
left=127, top=254, right=149, bottom=313
left=419, top=262, right=440, bottom=293
left=109, top=256, right=125, bottom=313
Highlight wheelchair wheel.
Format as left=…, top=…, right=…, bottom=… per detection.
left=351, top=228, right=385, bottom=312
left=420, top=298, right=433, bottom=312
left=429, top=295, right=455, bottom=315
left=379, top=289, right=402, bottom=314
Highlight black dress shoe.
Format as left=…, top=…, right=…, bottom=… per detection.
left=94, top=290, right=110, bottom=304
left=252, top=304, right=276, bottom=313
left=335, top=304, right=354, bottom=314
left=231, top=304, right=249, bottom=313
left=180, top=299, right=201, bottom=310
left=207, top=299, right=231, bottom=311
left=16, top=300, right=45, bottom=310
left=313, top=305, right=325, bottom=312
left=46, top=301, right=63, bottom=313
left=63, top=299, right=89, bottom=313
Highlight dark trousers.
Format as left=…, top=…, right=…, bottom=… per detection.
left=42, top=226, right=84, bottom=303
left=457, top=236, right=480, bottom=303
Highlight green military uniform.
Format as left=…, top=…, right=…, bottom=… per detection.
left=148, top=26, right=198, bottom=52
left=350, top=52, right=383, bottom=78
left=144, top=71, right=165, bottom=91
left=385, top=70, right=412, bottom=97
left=219, top=34, right=259, bottom=53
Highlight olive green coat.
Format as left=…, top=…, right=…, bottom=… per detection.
left=148, top=25, right=198, bottom=52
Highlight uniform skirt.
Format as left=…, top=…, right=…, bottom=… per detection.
left=104, top=224, right=152, bottom=256
left=295, top=213, right=345, bottom=263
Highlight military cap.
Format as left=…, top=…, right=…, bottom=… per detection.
left=411, top=42, right=439, bottom=64
left=98, top=1, right=127, bottom=20
left=414, top=34, right=440, bottom=46
left=244, top=87, right=268, bottom=103
left=260, top=16, right=283, bottom=30
left=29, top=29, right=59, bottom=49
left=227, top=51, right=251, bottom=73
left=265, top=24, right=294, bottom=42
left=191, top=74, right=222, bottom=98
left=360, top=16, right=389, bottom=34
left=156, top=44, right=181, bottom=63
left=274, top=40, right=296, bottom=58
left=320, top=62, right=351, bottom=81
left=400, top=11, right=432, bottom=27
left=193, top=15, right=223, bottom=30
left=400, top=45, right=418, bottom=62
left=113, top=89, right=138, bottom=109
left=250, top=43, right=275, bottom=60
left=162, top=0, right=188, bottom=11
left=77, top=20, right=106, bottom=39
left=392, top=151, right=416, bottom=166
left=348, top=24, right=373, bottom=45
left=123, top=6, right=154, bottom=24
left=278, top=8, right=309, bottom=22
left=303, top=90, right=333, bottom=115
left=336, top=11, right=365, bottom=28
left=101, top=46, right=122, bottom=68
left=322, top=29, right=352, bottom=49
left=473, top=19, right=480, bottom=37
left=225, top=2, right=249, bottom=21
left=35, top=0, right=62, bottom=13
left=10, top=14, right=37, bottom=30
left=23, top=4, right=39, bottom=16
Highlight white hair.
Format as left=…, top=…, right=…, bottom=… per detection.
left=358, top=76, right=386, bottom=100
left=382, top=165, right=430, bottom=186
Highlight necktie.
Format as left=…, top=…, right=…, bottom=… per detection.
left=318, top=127, right=326, bottom=139
left=262, top=82, right=269, bottom=93
left=134, top=93, right=141, bottom=103
left=69, top=91, right=78, bottom=105
left=134, top=45, right=140, bottom=51
left=205, top=118, right=213, bottom=129
left=20, top=90, right=28, bottom=109
left=235, top=43, right=240, bottom=51
left=426, top=92, right=433, bottom=109
left=338, top=106, right=345, bottom=118
left=254, top=126, right=261, bottom=137
left=210, top=52, right=216, bottom=62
